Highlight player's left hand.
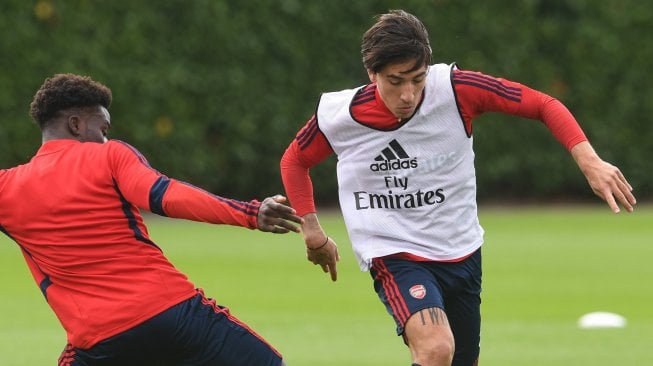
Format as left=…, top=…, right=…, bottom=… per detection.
left=572, top=141, right=636, bottom=213
left=584, top=159, right=636, bottom=213
left=257, top=195, right=303, bottom=233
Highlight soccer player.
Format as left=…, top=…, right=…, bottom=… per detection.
left=280, top=10, right=636, bottom=366
left=0, top=73, right=301, bottom=365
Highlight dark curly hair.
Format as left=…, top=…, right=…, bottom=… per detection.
left=361, top=10, right=432, bottom=73
left=29, top=73, right=112, bottom=129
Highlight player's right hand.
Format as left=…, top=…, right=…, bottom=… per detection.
left=306, top=236, right=340, bottom=282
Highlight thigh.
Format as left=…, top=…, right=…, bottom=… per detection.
left=175, top=291, right=283, bottom=366
left=370, top=257, right=445, bottom=335
left=58, top=321, right=175, bottom=366
left=438, top=250, right=482, bottom=366
left=58, top=298, right=189, bottom=366
left=445, top=294, right=480, bottom=366
left=403, top=306, right=455, bottom=363
left=59, top=291, right=283, bottom=366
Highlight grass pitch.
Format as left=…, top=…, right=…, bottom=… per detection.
left=0, top=205, right=651, bottom=365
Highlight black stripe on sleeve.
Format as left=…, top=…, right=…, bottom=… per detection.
left=149, top=176, right=171, bottom=216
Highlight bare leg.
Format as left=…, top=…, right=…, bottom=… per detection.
left=404, top=307, right=455, bottom=366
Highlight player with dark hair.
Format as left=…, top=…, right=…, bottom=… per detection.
left=1, top=73, right=300, bottom=365
left=280, top=9, right=636, bottom=366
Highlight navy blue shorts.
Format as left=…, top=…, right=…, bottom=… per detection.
left=58, top=290, right=283, bottom=366
left=370, top=248, right=482, bottom=365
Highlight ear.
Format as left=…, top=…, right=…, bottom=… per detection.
left=67, top=115, right=83, bottom=136
left=367, top=69, right=377, bottom=83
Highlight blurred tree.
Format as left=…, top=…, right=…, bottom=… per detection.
left=1, top=0, right=650, bottom=204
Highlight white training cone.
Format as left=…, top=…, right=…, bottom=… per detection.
left=578, top=312, right=627, bottom=329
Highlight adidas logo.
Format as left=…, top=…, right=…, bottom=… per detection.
left=369, top=139, right=418, bottom=172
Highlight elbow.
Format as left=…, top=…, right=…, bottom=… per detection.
left=280, top=144, right=310, bottom=173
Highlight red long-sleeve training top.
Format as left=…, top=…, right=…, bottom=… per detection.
left=0, top=139, right=260, bottom=348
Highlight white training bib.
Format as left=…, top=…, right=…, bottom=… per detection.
left=318, top=63, right=484, bottom=270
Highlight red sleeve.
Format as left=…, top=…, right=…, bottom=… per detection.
left=280, top=115, right=333, bottom=216
left=162, top=180, right=260, bottom=229
left=108, top=140, right=259, bottom=229
left=453, top=69, right=587, bottom=151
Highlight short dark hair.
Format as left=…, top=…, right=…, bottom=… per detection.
left=361, top=10, right=432, bottom=73
left=29, top=73, right=112, bottom=129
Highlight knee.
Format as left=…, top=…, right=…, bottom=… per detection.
left=412, top=337, right=454, bottom=366
left=405, top=307, right=455, bottom=365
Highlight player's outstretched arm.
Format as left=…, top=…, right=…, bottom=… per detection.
left=571, top=141, right=636, bottom=213
left=257, top=195, right=303, bottom=233
left=302, top=213, right=340, bottom=282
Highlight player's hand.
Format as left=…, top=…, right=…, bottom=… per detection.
left=572, top=142, right=636, bottom=213
left=306, top=236, right=340, bottom=282
left=584, top=159, right=636, bottom=213
left=257, top=195, right=303, bottom=233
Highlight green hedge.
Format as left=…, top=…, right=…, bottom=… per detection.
left=1, top=0, right=650, bottom=204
